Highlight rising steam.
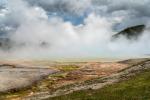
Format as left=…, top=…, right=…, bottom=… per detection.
left=0, top=0, right=150, bottom=60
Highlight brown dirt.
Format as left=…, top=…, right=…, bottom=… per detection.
left=46, top=62, right=128, bottom=89
left=0, top=60, right=131, bottom=100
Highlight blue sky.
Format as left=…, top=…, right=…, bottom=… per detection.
left=48, top=12, right=87, bottom=25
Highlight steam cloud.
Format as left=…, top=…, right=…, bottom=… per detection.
left=0, top=0, right=150, bottom=60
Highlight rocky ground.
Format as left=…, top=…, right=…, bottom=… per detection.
left=0, top=58, right=149, bottom=100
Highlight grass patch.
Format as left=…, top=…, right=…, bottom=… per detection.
left=49, top=69, right=150, bottom=100
left=49, top=73, right=68, bottom=79
left=56, top=65, right=79, bottom=72
left=0, top=87, right=32, bottom=100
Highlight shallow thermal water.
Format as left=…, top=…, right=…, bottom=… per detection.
left=0, top=65, right=56, bottom=92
